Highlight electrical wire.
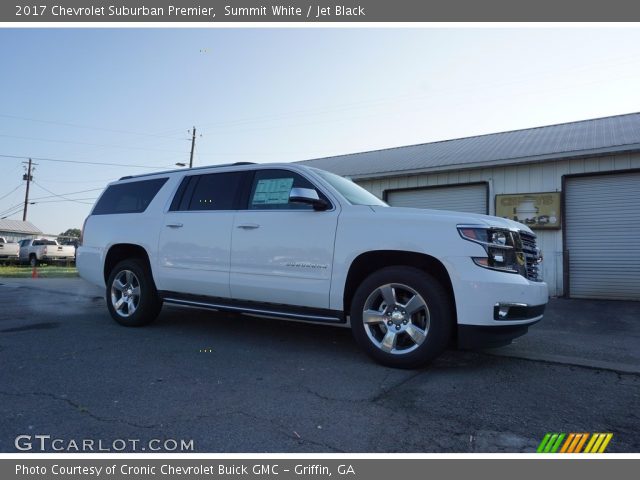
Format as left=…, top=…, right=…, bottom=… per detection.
left=0, top=200, right=26, bottom=216
left=32, top=182, right=99, bottom=205
left=0, top=184, right=23, bottom=202
left=0, top=205, right=25, bottom=219
left=0, top=133, right=189, bottom=154
left=0, top=113, right=186, bottom=140
left=29, top=186, right=105, bottom=202
left=0, top=153, right=170, bottom=169
left=32, top=198, right=96, bottom=205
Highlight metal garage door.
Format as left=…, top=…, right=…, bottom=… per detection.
left=566, top=172, right=640, bottom=300
left=386, top=183, right=487, bottom=214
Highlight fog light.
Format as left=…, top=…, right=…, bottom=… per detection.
left=497, top=305, right=510, bottom=319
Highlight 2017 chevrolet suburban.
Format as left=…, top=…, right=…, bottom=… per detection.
left=77, top=162, right=548, bottom=368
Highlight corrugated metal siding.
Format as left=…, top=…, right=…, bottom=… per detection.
left=356, top=152, right=640, bottom=297
left=300, top=113, right=640, bottom=177
left=0, top=219, right=41, bottom=235
left=565, top=172, right=640, bottom=300
left=386, top=184, right=487, bottom=214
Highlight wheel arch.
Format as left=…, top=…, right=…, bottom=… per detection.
left=343, top=250, right=457, bottom=325
left=103, top=243, right=153, bottom=284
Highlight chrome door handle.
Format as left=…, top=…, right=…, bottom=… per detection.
left=236, top=223, right=260, bottom=229
left=165, top=223, right=183, bottom=228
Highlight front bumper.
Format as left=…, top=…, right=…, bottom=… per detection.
left=442, top=255, right=548, bottom=348
left=457, top=319, right=542, bottom=349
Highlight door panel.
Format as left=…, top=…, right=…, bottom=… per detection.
left=154, top=171, right=244, bottom=298
left=230, top=169, right=339, bottom=309
left=230, top=210, right=338, bottom=308
left=156, top=211, right=235, bottom=297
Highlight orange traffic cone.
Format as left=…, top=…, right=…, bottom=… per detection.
left=31, top=266, right=38, bottom=279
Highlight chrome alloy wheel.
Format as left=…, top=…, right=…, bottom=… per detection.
left=362, top=283, right=430, bottom=355
left=110, top=270, right=141, bottom=318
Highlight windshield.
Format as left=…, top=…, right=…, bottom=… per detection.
left=313, top=169, right=387, bottom=206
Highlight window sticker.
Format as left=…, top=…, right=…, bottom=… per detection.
left=252, top=178, right=294, bottom=206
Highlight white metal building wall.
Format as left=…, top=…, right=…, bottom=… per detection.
left=565, top=172, right=640, bottom=300
left=385, top=183, right=487, bottom=214
left=356, top=152, right=640, bottom=297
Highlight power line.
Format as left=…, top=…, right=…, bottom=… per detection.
left=0, top=206, right=24, bottom=219
left=29, top=186, right=104, bottom=201
left=32, top=197, right=97, bottom=205
left=0, top=194, right=98, bottom=217
left=0, top=202, right=25, bottom=217
left=0, top=133, right=189, bottom=154
left=0, top=153, right=170, bottom=169
left=0, top=113, right=186, bottom=140
left=32, top=182, right=99, bottom=205
left=0, top=184, right=22, bottom=202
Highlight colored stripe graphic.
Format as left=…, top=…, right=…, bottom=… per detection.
left=597, top=433, right=613, bottom=453
left=537, top=434, right=552, bottom=453
left=584, top=433, right=614, bottom=453
left=538, top=433, right=613, bottom=453
left=574, top=433, right=590, bottom=453
left=537, top=433, right=565, bottom=453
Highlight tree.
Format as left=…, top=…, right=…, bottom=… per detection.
left=57, top=228, right=81, bottom=244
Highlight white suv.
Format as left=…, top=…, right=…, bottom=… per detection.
left=77, top=162, right=548, bottom=368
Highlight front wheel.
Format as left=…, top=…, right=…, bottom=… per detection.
left=106, top=259, right=162, bottom=327
left=350, top=266, right=453, bottom=368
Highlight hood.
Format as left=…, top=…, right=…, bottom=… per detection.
left=370, top=206, right=533, bottom=234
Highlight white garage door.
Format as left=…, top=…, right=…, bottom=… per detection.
left=386, top=184, right=487, bottom=214
left=566, top=172, right=640, bottom=300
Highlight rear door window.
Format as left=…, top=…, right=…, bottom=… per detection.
left=92, top=178, right=168, bottom=215
left=169, top=172, right=245, bottom=211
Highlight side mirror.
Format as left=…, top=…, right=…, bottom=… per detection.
left=289, top=188, right=329, bottom=211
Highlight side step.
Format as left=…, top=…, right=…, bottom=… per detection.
left=158, top=291, right=345, bottom=324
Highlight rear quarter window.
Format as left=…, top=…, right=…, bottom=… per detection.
left=92, top=178, right=168, bottom=215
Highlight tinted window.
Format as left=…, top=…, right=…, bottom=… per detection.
left=33, top=240, right=57, bottom=246
left=171, top=172, right=244, bottom=211
left=248, top=169, right=328, bottom=210
left=93, top=178, right=168, bottom=215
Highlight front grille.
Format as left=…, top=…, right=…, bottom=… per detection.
left=519, top=231, right=542, bottom=281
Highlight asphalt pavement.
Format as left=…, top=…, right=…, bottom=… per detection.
left=0, top=278, right=638, bottom=452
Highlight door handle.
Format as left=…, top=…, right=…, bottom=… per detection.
left=236, top=223, right=260, bottom=229
left=165, top=223, right=183, bottom=228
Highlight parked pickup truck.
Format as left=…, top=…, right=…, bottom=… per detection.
left=19, top=238, right=75, bottom=266
left=0, top=237, right=20, bottom=263
left=77, top=162, right=548, bottom=368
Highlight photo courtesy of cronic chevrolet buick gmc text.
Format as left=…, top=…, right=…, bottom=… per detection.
left=77, top=162, right=548, bottom=368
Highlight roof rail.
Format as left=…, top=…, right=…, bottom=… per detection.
left=118, top=162, right=257, bottom=181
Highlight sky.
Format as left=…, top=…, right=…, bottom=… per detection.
left=1, top=27, right=640, bottom=234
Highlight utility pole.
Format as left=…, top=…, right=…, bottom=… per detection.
left=189, top=126, right=196, bottom=168
left=22, top=158, right=34, bottom=221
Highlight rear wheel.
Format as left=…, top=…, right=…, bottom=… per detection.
left=350, top=266, right=453, bottom=368
left=106, top=259, right=162, bottom=327
left=29, top=255, right=38, bottom=267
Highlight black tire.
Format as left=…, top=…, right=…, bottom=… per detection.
left=29, top=255, right=38, bottom=267
left=105, top=258, right=162, bottom=327
left=350, top=266, right=453, bottom=369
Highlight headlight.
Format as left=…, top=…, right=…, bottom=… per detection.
left=457, top=225, right=525, bottom=275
